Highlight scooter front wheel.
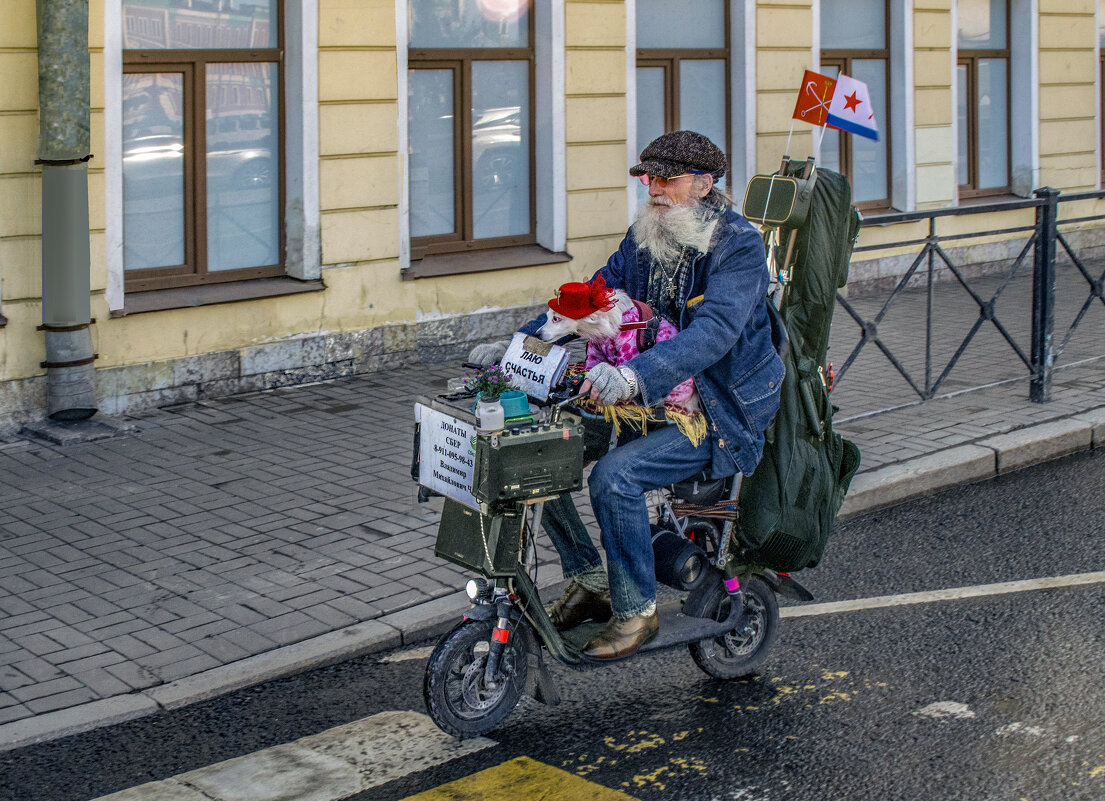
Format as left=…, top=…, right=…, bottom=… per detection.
left=686, top=576, right=779, bottom=679
left=424, top=618, right=529, bottom=738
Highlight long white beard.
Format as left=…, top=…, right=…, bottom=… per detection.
left=631, top=199, right=717, bottom=265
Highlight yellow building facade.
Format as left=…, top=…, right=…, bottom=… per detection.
left=1, top=0, right=1103, bottom=423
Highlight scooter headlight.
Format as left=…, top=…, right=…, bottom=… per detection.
left=465, top=578, right=490, bottom=601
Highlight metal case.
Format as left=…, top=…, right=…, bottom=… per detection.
left=434, top=498, right=522, bottom=576
left=472, top=421, right=584, bottom=506
left=743, top=173, right=815, bottom=228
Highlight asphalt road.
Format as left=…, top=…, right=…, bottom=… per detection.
left=4, top=448, right=1105, bottom=801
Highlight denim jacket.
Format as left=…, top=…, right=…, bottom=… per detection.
left=523, top=206, right=784, bottom=478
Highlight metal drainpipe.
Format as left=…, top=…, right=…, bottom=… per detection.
left=36, top=0, right=98, bottom=421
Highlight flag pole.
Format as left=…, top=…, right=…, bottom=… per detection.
left=782, top=118, right=795, bottom=164
left=759, top=119, right=796, bottom=227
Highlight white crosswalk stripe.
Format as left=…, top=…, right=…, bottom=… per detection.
left=90, top=711, right=495, bottom=801
left=379, top=646, right=436, bottom=663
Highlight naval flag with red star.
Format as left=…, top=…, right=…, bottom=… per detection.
left=825, top=73, right=879, bottom=141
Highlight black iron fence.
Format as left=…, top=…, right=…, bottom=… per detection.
left=834, top=187, right=1105, bottom=406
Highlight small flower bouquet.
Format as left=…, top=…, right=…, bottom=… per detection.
left=466, top=364, right=517, bottom=397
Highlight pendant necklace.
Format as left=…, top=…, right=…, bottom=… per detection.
left=660, top=246, right=688, bottom=301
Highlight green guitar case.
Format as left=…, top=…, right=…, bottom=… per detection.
left=734, top=165, right=862, bottom=572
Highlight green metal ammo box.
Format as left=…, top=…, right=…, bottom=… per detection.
left=434, top=499, right=523, bottom=576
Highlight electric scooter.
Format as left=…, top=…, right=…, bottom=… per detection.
left=413, top=378, right=813, bottom=738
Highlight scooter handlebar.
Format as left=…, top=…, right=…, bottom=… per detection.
left=545, top=373, right=587, bottom=406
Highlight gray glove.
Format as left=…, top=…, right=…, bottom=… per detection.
left=468, top=339, right=510, bottom=365
left=585, top=363, right=636, bottom=405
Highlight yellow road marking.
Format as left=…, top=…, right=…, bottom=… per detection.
left=399, top=756, right=639, bottom=801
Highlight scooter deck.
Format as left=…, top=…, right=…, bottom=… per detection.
left=558, top=596, right=741, bottom=662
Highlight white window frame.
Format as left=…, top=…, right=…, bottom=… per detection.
left=104, top=0, right=321, bottom=311
left=813, top=0, right=913, bottom=212
left=889, top=0, right=914, bottom=211
left=951, top=0, right=1037, bottom=202
left=1098, top=0, right=1103, bottom=188
left=396, top=0, right=566, bottom=271
left=625, top=0, right=638, bottom=219
left=1008, top=0, right=1038, bottom=197
left=627, top=0, right=755, bottom=221
left=731, top=0, right=757, bottom=198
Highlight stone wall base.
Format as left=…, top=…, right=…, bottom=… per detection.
left=0, top=304, right=544, bottom=427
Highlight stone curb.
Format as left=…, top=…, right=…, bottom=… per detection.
left=839, top=407, right=1105, bottom=519
left=4, top=410, right=1102, bottom=751
left=838, top=443, right=996, bottom=518
left=980, top=418, right=1092, bottom=475
left=0, top=695, right=158, bottom=753
left=145, top=620, right=404, bottom=711
left=0, top=569, right=567, bottom=753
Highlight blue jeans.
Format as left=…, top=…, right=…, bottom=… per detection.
left=539, top=492, right=602, bottom=584
left=542, top=424, right=714, bottom=617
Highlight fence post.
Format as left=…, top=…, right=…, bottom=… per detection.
left=1030, top=186, right=1058, bottom=403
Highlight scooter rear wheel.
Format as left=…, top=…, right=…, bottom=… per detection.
left=686, top=576, right=779, bottom=679
left=424, top=618, right=529, bottom=738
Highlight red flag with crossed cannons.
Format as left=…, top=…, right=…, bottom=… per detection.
left=792, top=69, right=836, bottom=127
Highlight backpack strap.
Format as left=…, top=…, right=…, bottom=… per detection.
left=765, top=298, right=790, bottom=360
left=619, top=300, right=662, bottom=352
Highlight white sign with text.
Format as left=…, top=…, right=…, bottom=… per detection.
left=499, top=333, right=570, bottom=401
left=416, top=403, right=478, bottom=510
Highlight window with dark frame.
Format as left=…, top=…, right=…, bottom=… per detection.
left=407, top=1, right=536, bottom=263
left=121, top=1, right=284, bottom=293
left=635, top=0, right=730, bottom=188
left=957, top=0, right=1011, bottom=198
left=1100, top=15, right=1105, bottom=185
left=819, top=0, right=891, bottom=211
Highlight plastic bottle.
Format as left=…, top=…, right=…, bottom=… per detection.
left=475, top=394, right=505, bottom=434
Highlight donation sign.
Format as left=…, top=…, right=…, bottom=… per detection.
left=499, top=333, right=570, bottom=401
left=416, top=403, right=477, bottom=510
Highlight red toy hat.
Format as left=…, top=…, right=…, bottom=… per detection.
left=548, top=276, right=616, bottom=319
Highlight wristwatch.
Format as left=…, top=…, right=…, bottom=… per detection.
left=617, top=366, right=639, bottom=398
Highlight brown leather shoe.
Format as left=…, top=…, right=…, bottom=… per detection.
left=546, top=580, right=612, bottom=630
left=582, top=610, right=659, bottom=660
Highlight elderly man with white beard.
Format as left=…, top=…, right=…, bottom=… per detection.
left=469, top=131, right=785, bottom=660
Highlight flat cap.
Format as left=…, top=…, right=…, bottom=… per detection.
left=629, top=130, right=727, bottom=178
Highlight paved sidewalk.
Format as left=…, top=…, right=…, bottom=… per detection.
left=2, top=264, right=1104, bottom=751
